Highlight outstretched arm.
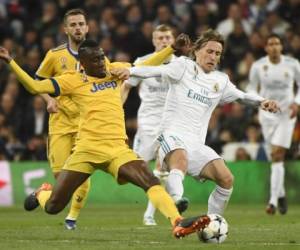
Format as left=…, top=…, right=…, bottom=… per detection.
left=0, top=47, right=56, bottom=95
left=222, top=80, right=280, bottom=113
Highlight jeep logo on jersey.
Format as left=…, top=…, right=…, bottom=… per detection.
left=90, top=81, right=117, bottom=92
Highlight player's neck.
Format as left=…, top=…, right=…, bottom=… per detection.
left=68, top=40, right=80, bottom=52
left=268, top=55, right=281, bottom=64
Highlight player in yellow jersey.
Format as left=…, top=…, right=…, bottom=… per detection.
left=0, top=40, right=210, bottom=239
left=35, top=8, right=92, bottom=230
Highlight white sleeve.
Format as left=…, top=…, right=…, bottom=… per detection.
left=294, top=59, right=300, bottom=105
left=221, top=79, right=264, bottom=106
left=126, top=76, right=141, bottom=87
left=246, top=63, right=260, bottom=94
left=129, top=57, right=186, bottom=83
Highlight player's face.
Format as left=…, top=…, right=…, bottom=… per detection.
left=194, top=41, right=222, bottom=73
left=81, top=48, right=106, bottom=78
left=152, top=30, right=175, bottom=51
left=265, top=37, right=282, bottom=57
left=65, top=14, right=89, bottom=44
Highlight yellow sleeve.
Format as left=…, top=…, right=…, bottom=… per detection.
left=136, top=46, right=174, bottom=66
left=9, top=60, right=56, bottom=95
left=35, top=50, right=54, bottom=79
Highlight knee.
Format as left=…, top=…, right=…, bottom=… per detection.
left=45, top=198, right=66, bottom=215
left=271, top=148, right=285, bottom=162
left=219, top=173, right=234, bottom=189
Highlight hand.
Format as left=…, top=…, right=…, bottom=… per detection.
left=46, top=97, right=59, bottom=113
left=172, top=33, right=191, bottom=56
left=110, top=68, right=130, bottom=80
left=0, top=47, right=12, bottom=63
left=260, top=100, right=280, bottom=113
left=289, top=103, right=299, bottom=118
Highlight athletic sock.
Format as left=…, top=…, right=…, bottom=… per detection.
left=165, top=169, right=184, bottom=202
left=66, top=178, right=90, bottom=221
left=147, top=185, right=181, bottom=225
left=37, top=190, right=52, bottom=209
left=208, top=185, right=233, bottom=215
left=269, top=162, right=284, bottom=206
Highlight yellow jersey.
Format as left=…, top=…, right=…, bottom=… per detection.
left=50, top=71, right=126, bottom=142
left=35, top=43, right=111, bottom=135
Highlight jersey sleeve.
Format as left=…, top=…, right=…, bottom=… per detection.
left=35, top=50, right=55, bottom=79
left=129, top=57, right=186, bottom=83
left=50, top=73, right=76, bottom=96
left=293, top=59, right=300, bottom=105
left=246, top=63, right=260, bottom=94
left=221, top=77, right=264, bottom=105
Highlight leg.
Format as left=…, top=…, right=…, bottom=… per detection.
left=117, top=159, right=210, bottom=238
left=164, top=149, right=188, bottom=202
left=200, top=159, right=234, bottom=215
left=45, top=170, right=90, bottom=214
left=267, top=145, right=287, bottom=214
left=24, top=170, right=90, bottom=215
left=49, top=133, right=91, bottom=228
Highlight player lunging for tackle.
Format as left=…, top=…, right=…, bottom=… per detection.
left=0, top=40, right=210, bottom=238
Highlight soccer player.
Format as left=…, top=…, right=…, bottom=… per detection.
left=35, top=9, right=188, bottom=230
left=114, top=29, right=280, bottom=217
left=247, top=34, right=300, bottom=215
left=0, top=40, right=211, bottom=239
left=122, top=24, right=189, bottom=226
left=35, top=8, right=90, bottom=230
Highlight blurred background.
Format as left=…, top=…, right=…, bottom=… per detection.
left=0, top=0, right=299, bottom=162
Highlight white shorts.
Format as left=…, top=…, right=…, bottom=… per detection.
left=133, top=130, right=158, bottom=162
left=259, top=111, right=296, bottom=149
left=157, top=132, right=221, bottom=178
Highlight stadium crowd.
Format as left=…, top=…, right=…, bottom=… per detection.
left=0, top=0, right=299, bottom=161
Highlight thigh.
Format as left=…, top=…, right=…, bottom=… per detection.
left=271, top=118, right=296, bottom=148
left=188, top=144, right=221, bottom=178
left=48, top=133, right=77, bottom=173
left=133, top=131, right=158, bottom=162
left=118, top=160, right=159, bottom=191
left=107, top=144, right=141, bottom=183
left=157, top=133, right=188, bottom=172
left=199, top=158, right=232, bottom=185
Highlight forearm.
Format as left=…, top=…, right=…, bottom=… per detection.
left=9, top=60, right=55, bottom=94
left=120, top=82, right=131, bottom=104
left=129, top=65, right=163, bottom=78
left=136, top=46, right=174, bottom=66
left=239, top=92, right=264, bottom=106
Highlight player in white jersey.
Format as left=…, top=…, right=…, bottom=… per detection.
left=121, top=25, right=189, bottom=226
left=247, top=34, right=300, bottom=215
left=113, top=29, right=279, bottom=216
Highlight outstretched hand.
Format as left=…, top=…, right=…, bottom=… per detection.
left=0, top=47, right=12, bottom=63
left=260, top=100, right=280, bottom=113
left=172, top=33, right=191, bottom=56
left=110, top=68, right=130, bottom=80
left=46, top=97, right=59, bottom=113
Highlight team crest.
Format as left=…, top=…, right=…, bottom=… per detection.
left=263, top=65, right=268, bottom=71
left=60, top=57, right=67, bottom=70
left=213, top=83, right=219, bottom=92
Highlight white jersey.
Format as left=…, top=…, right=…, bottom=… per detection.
left=248, top=55, right=300, bottom=116
left=127, top=53, right=174, bottom=135
left=130, top=56, right=264, bottom=144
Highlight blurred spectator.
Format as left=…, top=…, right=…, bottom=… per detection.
left=235, top=147, right=251, bottom=160
left=216, top=3, right=252, bottom=39
left=19, top=96, right=48, bottom=143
